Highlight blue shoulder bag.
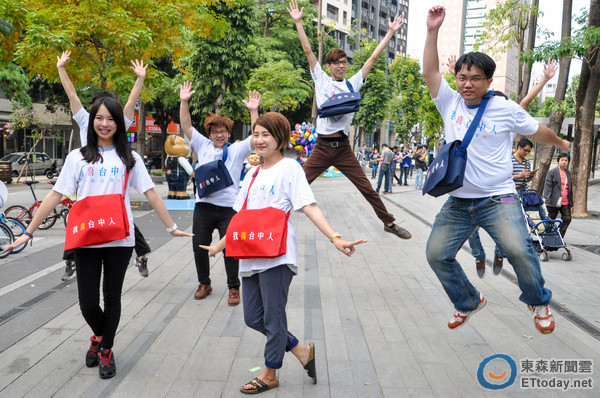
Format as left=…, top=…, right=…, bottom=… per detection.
left=317, top=81, right=361, bottom=118
left=422, top=91, right=493, bottom=197
left=194, top=143, right=234, bottom=199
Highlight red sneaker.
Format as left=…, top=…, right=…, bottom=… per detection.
left=528, top=305, right=555, bottom=334
left=448, top=292, right=486, bottom=329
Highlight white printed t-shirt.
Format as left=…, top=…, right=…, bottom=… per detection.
left=73, top=108, right=133, bottom=147
left=233, top=158, right=316, bottom=275
left=53, top=147, right=154, bottom=248
left=191, top=128, right=252, bottom=207
left=433, top=78, right=539, bottom=198
left=311, top=62, right=364, bottom=136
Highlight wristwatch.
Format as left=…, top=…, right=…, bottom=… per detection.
left=329, top=232, right=341, bottom=242
left=166, top=223, right=178, bottom=233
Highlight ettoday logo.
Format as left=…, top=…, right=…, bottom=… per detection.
left=477, top=354, right=518, bottom=390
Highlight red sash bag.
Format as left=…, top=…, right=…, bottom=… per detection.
left=226, top=165, right=290, bottom=260
left=64, top=172, right=131, bottom=250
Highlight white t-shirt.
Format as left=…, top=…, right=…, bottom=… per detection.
left=233, top=158, right=316, bottom=274
left=74, top=108, right=133, bottom=147
left=433, top=79, right=539, bottom=198
left=311, top=62, right=364, bottom=136
left=53, top=147, right=154, bottom=248
left=191, top=128, right=252, bottom=207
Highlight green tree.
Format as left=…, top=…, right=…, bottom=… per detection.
left=387, top=56, right=425, bottom=143
left=0, top=63, right=32, bottom=106
left=182, top=0, right=256, bottom=121
left=421, top=73, right=456, bottom=144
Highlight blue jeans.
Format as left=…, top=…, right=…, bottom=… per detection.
left=415, top=168, right=424, bottom=189
left=467, top=228, right=504, bottom=260
left=400, top=167, right=410, bottom=185
left=371, top=163, right=379, bottom=178
left=426, top=194, right=551, bottom=312
left=376, top=163, right=391, bottom=192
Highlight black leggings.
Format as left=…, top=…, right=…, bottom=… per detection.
left=74, top=246, right=134, bottom=350
left=192, top=202, right=240, bottom=289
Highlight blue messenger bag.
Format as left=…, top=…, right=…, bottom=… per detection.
left=194, top=143, right=233, bottom=199
left=317, top=81, right=361, bottom=118
left=422, top=91, right=493, bottom=197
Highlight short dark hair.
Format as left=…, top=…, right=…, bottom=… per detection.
left=455, top=52, right=496, bottom=79
left=203, top=112, right=233, bottom=137
left=517, top=138, right=533, bottom=149
left=557, top=152, right=570, bottom=162
left=326, top=48, right=347, bottom=64
left=382, top=143, right=388, bottom=148
left=253, top=112, right=290, bottom=154
left=91, top=91, right=116, bottom=106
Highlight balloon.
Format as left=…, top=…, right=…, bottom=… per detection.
left=294, top=145, right=303, bottom=151
left=288, top=143, right=294, bottom=150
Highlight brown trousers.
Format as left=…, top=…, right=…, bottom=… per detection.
left=303, top=140, right=395, bottom=225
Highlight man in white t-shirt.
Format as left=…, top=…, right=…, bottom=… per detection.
left=423, top=6, right=571, bottom=335
left=288, top=0, right=411, bottom=240
left=57, top=51, right=152, bottom=278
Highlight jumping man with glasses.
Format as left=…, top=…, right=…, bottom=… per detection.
left=287, top=0, right=411, bottom=240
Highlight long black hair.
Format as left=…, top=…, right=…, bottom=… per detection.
left=81, top=97, right=136, bottom=172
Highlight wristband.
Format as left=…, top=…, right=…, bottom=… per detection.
left=166, top=223, right=178, bottom=233
left=24, top=231, right=33, bottom=246
left=329, top=232, right=341, bottom=242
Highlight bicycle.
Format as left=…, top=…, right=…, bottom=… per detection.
left=0, top=212, right=26, bottom=254
left=0, top=220, right=14, bottom=259
left=4, top=181, right=61, bottom=230
left=48, top=181, right=74, bottom=227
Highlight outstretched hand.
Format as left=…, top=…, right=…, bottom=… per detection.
left=388, top=13, right=405, bottom=34
left=427, top=5, right=446, bottom=31
left=447, top=55, right=457, bottom=76
left=180, top=81, right=195, bottom=102
left=543, top=59, right=558, bottom=80
left=170, top=229, right=194, bottom=238
left=56, top=51, right=71, bottom=69
left=242, top=90, right=261, bottom=112
left=130, top=59, right=148, bottom=79
left=1, top=235, right=30, bottom=254
left=333, top=239, right=368, bottom=257
left=287, top=0, right=303, bottom=23
left=199, top=244, right=220, bottom=257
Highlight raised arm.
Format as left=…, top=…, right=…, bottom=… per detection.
left=447, top=55, right=457, bottom=76
left=242, top=90, right=261, bottom=150
left=179, top=81, right=195, bottom=142
left=361, top=13, right=404, bottom=78
left=56, top=51, right=83, bottom=115
left=529, top=124, right=570, bottom=151
left=123, top=59, right=148, bottom=121
left=423, top=6, right=446, bottom=98
left=288, top=0, right=317, bottom=71
left=520, top=60, right=557, bottom=110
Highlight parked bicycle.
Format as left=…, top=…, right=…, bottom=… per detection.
left=4, top=181, right=62, bottom=229
left=0, top=212, right=26, bottom=254
left=0, top=220, right=14, bottom=259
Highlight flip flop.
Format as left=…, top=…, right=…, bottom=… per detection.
left=240, top=377, right=279, bottom=395
left=303, top=342, right=317, bottom=384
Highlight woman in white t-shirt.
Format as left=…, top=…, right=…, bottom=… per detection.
left=3, top=97, right=192, bottom=380
left=200, top=112, right=366, bottom=394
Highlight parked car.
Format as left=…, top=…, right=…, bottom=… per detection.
left=0, top=152, right=54, bottom=177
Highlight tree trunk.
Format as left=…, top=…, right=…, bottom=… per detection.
left=531, top=0, right=573, bottom=192
left=137, top=102, right=146, bottom=156
left=519, top=0, right=539, bottom=101
left=571, top=0, right=600, bottom=217
left=215, top=77, right=226, bottom=115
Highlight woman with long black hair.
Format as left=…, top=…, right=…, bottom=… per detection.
left=4, top=97, right=192, bottom=379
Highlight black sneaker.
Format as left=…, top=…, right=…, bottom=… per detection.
left=136, top=256, right=149, bottom=277
left=384, top=223, right=412, bottom=239
left=98, top=348, right=116, bottom=379
left=62, top=260, right=76, bottom=281
left=86, top=336, right=100, bottom=367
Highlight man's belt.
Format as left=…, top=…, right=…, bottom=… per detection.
left=317, top=134, right=348, bottom=147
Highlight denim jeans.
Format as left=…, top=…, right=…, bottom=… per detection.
left=415, top=168, right=424, bottom=189
left=400, top=167, right=410, bottom=185
left=426, top=194, right=551, bottom=312
left=371, top=163, right=379, bottom=178
left=376, top=163, right=391, bottom=192
left=467, top=228, right=504, bottom=260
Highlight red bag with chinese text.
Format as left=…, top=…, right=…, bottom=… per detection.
left=64, top=172, right=130, bottom=250
left=226, top=166, right=290, bottom=259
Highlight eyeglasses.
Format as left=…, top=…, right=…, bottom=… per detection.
left=210, top=129, right=229, bottom=136
left=456, top=76, right=487, bottom=83
left=330, top=60, right=348, bottom=66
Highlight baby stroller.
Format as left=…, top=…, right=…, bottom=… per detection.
left=519, top=189, right=572, bottom=261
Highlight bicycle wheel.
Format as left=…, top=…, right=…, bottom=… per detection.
left=4, top=205, right=32, bottom=224
left=62, top=208, right=69, bottom=228
left=4, top=217, right=27, bottom=254
left=0, top=222, right=15, bottom=259
left=30, top=204, right=58, bottom=230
